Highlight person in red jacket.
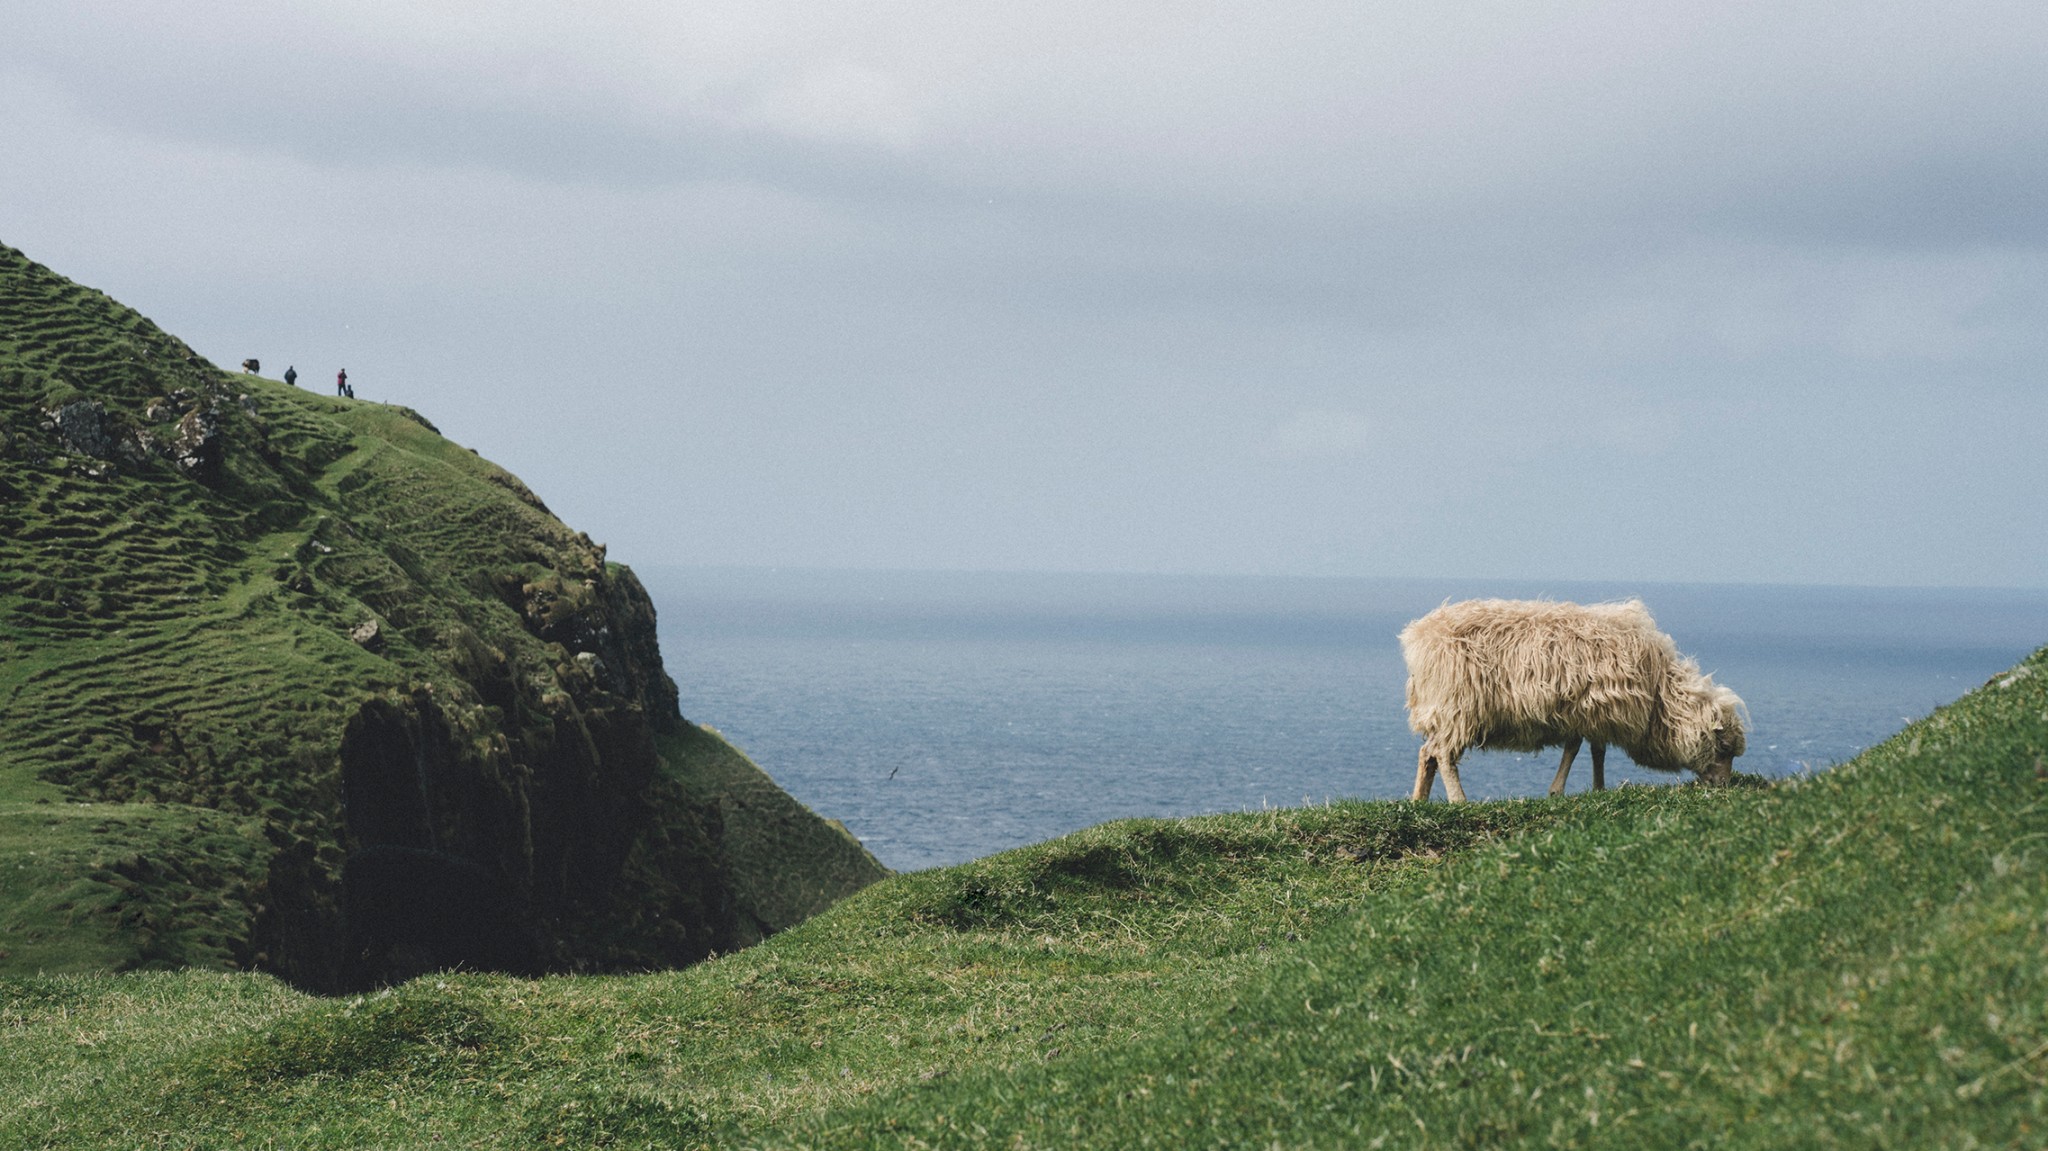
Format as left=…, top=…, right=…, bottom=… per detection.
left=337, top=368, right=348, bottom=397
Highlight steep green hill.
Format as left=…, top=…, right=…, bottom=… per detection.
left=0, top=241, right=884, bottom=990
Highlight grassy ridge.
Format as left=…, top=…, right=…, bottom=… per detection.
left=2, top=647, right=2041, bottom=1148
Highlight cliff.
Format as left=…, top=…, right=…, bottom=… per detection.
left=0, top=241, right=886, bottom=991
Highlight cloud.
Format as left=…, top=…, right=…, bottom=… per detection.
left=5, top=0, right=2048, bottom=584
left=11, top=1, right=2047, bottom=225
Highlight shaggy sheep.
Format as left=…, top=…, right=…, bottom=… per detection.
left=240, top=358, right=260, bottom=374
left=1398, top=598, right=1746, bottom=803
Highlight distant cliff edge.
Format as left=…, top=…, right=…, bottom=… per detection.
left=0, top=241, right=885, bottom=991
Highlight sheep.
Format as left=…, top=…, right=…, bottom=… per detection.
left=1398, top=598, right=1746, bottom=803
left=240, top=358, right=260, bottom=374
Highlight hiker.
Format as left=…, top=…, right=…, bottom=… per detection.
left=284, top=366, right=297, bottom=387
left=336, top=368, right=348, bottom=397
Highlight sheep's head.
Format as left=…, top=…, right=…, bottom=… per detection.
left=1703, top=683, right=1747, bottom=785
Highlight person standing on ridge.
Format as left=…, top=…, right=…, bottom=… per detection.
left=284, top=365, right=297, bottom=387
left=336, top=368, right=348, bottom=397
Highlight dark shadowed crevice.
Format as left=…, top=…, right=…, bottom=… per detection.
left=339, top=695, right=438, bottom=853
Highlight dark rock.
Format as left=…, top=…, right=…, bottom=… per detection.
left=47, top=400, right=115, bottom=459
left=338, top=694, right=441, bottom=855
left=573, top=651, right=613, bottom=690
left=169, top=408, right=222, bottom=482
left=340, top=845, right=539, bottom=988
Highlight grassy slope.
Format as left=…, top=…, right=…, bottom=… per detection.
left=660, top=724, right=887, bottom=946
left=0, top=242, right=883, bottom=977
left=0, top=803, right=266, bottom=974
left=1, top=647, right=2041, bottom=1148
left=0, top=247, right=329, bottom=971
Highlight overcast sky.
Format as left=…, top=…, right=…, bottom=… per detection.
left=6, top=2, right=2045, bottom=586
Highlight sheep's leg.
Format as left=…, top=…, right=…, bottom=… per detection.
left=1441, top=750, right=1470, bottom=804
left=1411, top=744, right=1439, bottom=802
left=1591, top=741, right=1607, bottom=791
left=1549, top=737, right=1582, bottom=796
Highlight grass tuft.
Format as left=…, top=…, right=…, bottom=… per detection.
left=199, top=980, right=519, bottom=1087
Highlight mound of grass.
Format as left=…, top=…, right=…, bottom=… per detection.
left=0, top=801, right=267, bottom=973
left=0, top=240, right=883, bottom=987
left=2, top=645, right=2040, bottom=1147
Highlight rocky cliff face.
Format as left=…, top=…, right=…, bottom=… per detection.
left=0, top=241, right=885, bottom=990
left=283, top=550, right=741, bottom=991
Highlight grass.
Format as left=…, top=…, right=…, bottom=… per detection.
left=0, top=801, right=268, bottom=973
left=1, top=645, right=2041, bottom=1148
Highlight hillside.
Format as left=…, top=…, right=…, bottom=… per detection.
left=0, top=241, right=885, bottom=991
left=0, top=638, right=2041, bottom=1147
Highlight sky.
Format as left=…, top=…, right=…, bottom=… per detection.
left=5, top=1, right=2045, bottom=587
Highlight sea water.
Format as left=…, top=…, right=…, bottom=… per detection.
left=643, top=569, right=2048, bottom=873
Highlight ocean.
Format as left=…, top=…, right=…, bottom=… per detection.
left=643, top=569, right=2048, bottom=873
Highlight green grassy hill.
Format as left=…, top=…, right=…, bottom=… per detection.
left=1, top=641, right=2040, bottom=1148
left=0, top=241, right=884, bottom=989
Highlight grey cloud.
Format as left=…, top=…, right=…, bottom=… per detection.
left=5, top=1, right=2047, bottom=585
